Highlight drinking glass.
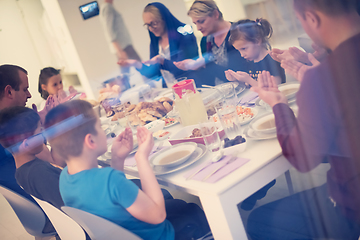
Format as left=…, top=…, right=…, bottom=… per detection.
left=161, top=70, right=178, bottom=88
left=216, top=82, right=239, bottom=106
left=215, top=104, right=242, bottom=140
left=126, top=111, right=142, bottom=134
left=139, top=84, right=153, bottom=102
left=199, top=120, right=222, bottom=153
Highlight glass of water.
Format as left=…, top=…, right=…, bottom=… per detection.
left=215, top=104, right=242, bottom=140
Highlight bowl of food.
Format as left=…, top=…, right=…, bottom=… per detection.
left=223, top=135, right=247, bottom=155
left=168, top=123, right=225, bottom=145
left=151, top=142, right=197, bottom=168
left=278, top=83, right=300, bottom=100
left=249, top=113, right=276, bottom=135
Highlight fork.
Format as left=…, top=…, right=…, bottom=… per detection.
left=186, top=150, right=223, bottom=180
left=202, top=150, right=239, bottom=181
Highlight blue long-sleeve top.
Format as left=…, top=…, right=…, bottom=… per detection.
left=137, top=2, right=199, bottom=82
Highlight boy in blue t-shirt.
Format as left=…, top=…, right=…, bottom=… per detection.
left=44, top=100, right=175, bottom=239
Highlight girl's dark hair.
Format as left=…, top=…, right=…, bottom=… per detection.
left=229, top=18, right=273, bottom=50
left=38, top=67, right=60, bottom=100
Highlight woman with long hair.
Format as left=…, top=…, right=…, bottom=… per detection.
left=175, top=0, right=248, bottom=86
left=118, top=2, right=198, bottom=88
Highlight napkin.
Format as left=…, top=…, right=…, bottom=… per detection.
left=124, top=146, right=168, bottom=167
left=238, top=92, right=259, bottom=106
left=184, top=155, right=250, bottom=183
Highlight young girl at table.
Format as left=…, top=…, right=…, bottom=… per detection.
left=38, top=67, right=79, bottom=110
left=45, top=100, right=211, bottom=240
left=225, top=19, right=286, bottom=87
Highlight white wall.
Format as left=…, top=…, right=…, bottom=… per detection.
left=0, top=0, right=51, bottom=106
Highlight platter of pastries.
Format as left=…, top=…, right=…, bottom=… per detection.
left=107, top=97, right=174, bottom=126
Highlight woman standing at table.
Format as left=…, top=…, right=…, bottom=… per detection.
left=118, top=2, right=199, bottom=88
left=174, top=0, right=248, bottom=87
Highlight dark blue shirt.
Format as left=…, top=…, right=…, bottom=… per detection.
left=0, top=145, right=35, bottom=203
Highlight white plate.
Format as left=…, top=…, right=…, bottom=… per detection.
left=243, top=126, right=277, bottom=140
left=150, top=144, right=207, bottom=176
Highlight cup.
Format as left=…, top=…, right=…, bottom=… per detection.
left=216, top=82, right=238, bottom=106
left=139, top=84, right=153, bottom=102
left=161, top=70, right=178, bottom=88
left=199, top=120, right=222, bottom=153
left=126, top=111, right=142, bottom=134
left=215, top=104, right=242, bottom=140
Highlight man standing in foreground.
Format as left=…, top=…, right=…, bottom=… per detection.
left=247, top=0, right=360, bottom=239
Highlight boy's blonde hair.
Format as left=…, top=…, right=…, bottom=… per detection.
left=44, top=100, right=98, bottom=160
left=188, top=0, right=223, bottom=20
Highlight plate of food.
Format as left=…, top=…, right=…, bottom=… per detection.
left=163, top=117, right=179, bottom=128
left=212, top=106, right=258, bottom=125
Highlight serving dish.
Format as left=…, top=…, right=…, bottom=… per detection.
left=168, top=123, right=225, bottom=145
left=153, top=130, right=171, bottom=140
left=145, top=119, right=165, bottom=133
left=212, top=106, right=258, bottom=126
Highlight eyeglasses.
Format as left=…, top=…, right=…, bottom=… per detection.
left=143, top=20, right=161, bottom=29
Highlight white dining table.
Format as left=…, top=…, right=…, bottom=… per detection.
left=119, top=89, right=295, bottom=240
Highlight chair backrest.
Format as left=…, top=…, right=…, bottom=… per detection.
left=62, top=206, right=142, bottom=240
left=0, top=186, right=56, bottom=237
left=32, top=196, right=86, bottom=240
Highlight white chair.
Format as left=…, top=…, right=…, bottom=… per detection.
left=0, top=186, right=57, bottom=238
left=32, top=196, right=86, bottom=240
left=62, top=206, right=142, bottom=240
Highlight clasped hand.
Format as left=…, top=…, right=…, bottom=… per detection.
left=251, top=71, right=287, bottom=108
